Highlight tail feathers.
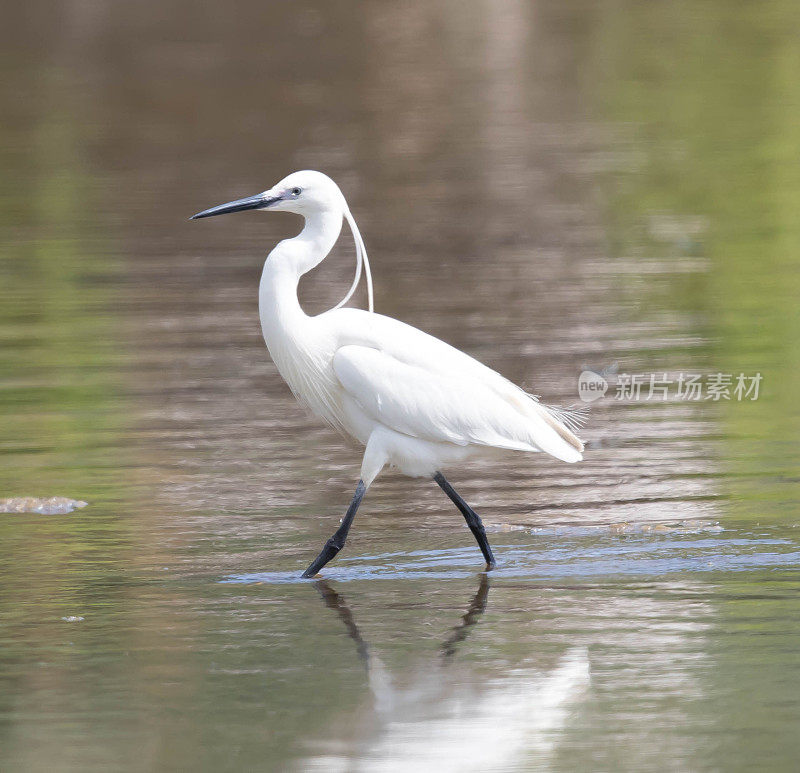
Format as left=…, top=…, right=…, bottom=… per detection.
left=541, top=403, right=589, bottom=440
left=524, top=399, right=587, bottom=463
left=492, top=381, right=588, bottom=463
left=535, top=431, right=583, bottom=463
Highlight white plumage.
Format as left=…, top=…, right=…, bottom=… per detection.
left=192, top=170, right=584, bottom=575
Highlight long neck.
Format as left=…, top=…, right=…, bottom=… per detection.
left=259, top=208, right=343, bottom=342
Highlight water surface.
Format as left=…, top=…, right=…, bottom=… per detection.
left=1, top=1, right=799, bottom=770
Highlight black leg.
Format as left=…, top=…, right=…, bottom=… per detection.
left=433, top=472, right=496, bottom=569
left=301, top=480, right=366, bottom=578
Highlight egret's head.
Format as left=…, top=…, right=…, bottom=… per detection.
left=190, top=170, right=346, bottom=220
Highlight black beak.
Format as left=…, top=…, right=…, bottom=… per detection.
left=190, top=193, right=280, bottom=220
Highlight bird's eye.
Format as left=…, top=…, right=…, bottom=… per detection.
left=291, top=187, right=302, bottom=197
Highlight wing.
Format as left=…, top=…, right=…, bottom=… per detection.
left=323, top=308, right=585, bottom=459
left=333, top=344, right=582, bottom=463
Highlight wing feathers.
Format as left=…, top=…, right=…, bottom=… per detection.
left=333, top=345, right=583, bottom=463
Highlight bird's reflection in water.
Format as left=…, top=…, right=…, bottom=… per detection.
left=302, top=578, right=590, bottom=772
left=438, top=573, right=490, bottom=662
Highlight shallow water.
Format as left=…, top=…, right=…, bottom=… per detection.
left=1, top=1, right=799, bottom=771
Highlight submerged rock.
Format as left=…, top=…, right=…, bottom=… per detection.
left=0, top=497, right=88, bottom=515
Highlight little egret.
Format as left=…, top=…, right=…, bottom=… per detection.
left=191, top=171, right=584, bottom=577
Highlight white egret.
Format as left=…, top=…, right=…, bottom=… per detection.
left=191, top=170, right=584, bottom=577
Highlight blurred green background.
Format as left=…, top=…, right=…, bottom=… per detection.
left=1, top=2, right=798, bottom=771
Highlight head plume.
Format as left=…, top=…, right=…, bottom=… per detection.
left=333, top=207, right=374, bottom=313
